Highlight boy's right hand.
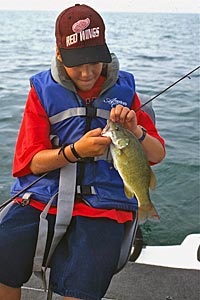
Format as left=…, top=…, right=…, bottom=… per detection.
left=73, top=128, right=111, bottom=158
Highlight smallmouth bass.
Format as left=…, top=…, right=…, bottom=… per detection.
left=102, top=120, right=160, bottom=224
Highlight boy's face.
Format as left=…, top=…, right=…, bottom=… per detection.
left=64, top=63, right=103, bottom=91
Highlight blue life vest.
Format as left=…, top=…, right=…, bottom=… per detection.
left=11, top=69, right=138, bottom=211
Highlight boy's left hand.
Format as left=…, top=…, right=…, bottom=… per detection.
left=109, top=104, right=138, bottom=134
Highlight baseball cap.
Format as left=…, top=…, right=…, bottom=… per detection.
left=55, top=4, right=112, bottom=67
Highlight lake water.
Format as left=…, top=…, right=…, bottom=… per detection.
left=0, top=11, right=199, bottom=245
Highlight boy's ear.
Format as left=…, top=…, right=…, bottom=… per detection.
left=56, top=46, right=62, bottom=62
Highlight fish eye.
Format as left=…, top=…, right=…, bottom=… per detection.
left=115, top=126, right=119, bottom=131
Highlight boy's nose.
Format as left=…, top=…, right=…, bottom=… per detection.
left=80, top=64, right=92, bottom=77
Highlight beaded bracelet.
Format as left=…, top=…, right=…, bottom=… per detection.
left=58, top=145, right=75, bottom=163
left=70, top=143, right=82, bottom=160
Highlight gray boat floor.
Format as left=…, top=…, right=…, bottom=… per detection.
left=21, top=262, right=199, bottom=300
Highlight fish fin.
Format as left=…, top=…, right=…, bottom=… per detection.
left=149, top=168, right=157, bottom=190
left=138, top=202, right=160, bottom=224
left=124, top=184, right=135, bottom=199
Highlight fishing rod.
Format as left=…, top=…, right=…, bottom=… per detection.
left=1, top=66, right=199, bottom=211
left=0, top=172, right=48, bottom=210
left=135, top=65, right=200, bottom=112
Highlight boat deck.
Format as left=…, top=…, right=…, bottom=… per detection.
left=21, top=262, right=199, bottom=300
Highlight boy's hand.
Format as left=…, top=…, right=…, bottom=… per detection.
left=109, top=104, right=138, bottom=134
left=74, top=128, right=111, bottom=158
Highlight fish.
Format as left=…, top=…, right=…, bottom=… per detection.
left=102, top=120, right=160, bottom=224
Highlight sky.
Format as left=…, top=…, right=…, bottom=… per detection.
left=0, top=0, right=199, bottom=13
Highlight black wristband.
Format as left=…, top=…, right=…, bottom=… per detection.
left=138, top=127, right=147, bottom=143
left=58, top=145, right=75, bottom=163
left=70, top=143, right=82, bottom=160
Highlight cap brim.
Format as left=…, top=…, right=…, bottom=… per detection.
left=59, top=44, right=112, bottom=67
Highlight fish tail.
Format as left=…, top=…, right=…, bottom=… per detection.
left=138, top=202, right=160, bottom=224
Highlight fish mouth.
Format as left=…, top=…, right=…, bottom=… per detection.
left=101, top=120, right=118, bottom=140
left=101, top=120, right=111, bottom=137
left=102, top=120, right=130, bottom=148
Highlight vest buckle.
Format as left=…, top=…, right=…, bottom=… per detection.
left=21, top=192, right=32, bottom=206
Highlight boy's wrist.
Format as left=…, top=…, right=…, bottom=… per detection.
left=70, top=143, right=83, bottom=161
left=58, top=145, right=77, bottom=163
left=133, top=126, right=147, bottom=142
left=132, top=125, right=143, bottom=138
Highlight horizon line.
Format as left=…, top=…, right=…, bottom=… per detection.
left=0, top=8, right=199, bottom=14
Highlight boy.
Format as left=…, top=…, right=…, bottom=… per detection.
left=0, top=4, right=165, bottom=300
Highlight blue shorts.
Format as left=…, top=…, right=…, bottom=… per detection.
left=0, top=203, right=125, bottom=300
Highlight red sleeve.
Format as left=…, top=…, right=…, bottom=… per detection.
left=132, top=93, right=165, bottom=164
left=12, top=86, right=52, bottom=177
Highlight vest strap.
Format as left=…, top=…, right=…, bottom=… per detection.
left=33, top=193, right=57, bottom=290
left=33, top=163, right=77, bottom=291
left=86, top=106, right=97, bottom=118
left=0, top=201, right=14, bottom=222
left=76, top=185, right=96, bottom=195
left=49, top=107, right=110, bottom=125
left=46, top=163, right=77, bottom=265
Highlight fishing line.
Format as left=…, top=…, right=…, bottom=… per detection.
left=135, top=65, right=200, bottom=112
left=0, top=172, right=48, bottom=210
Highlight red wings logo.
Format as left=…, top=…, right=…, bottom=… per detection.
left=72, top=18, right=91, bottom=33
